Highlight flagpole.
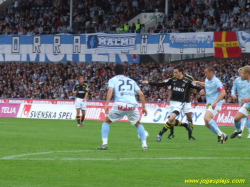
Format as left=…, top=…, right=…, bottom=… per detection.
left=70, top=0, right=73, bottom=30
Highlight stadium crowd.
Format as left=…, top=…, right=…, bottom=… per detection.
left=0, top=58, right=248, bottom=103
left=1, top=0, right=250, bottom=34
left=0, top=0, right=164, bottom=34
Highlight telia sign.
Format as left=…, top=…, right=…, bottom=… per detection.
left=0, top=103, right=20, bottom=117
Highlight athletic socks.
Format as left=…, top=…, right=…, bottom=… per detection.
left=209, top=119, right=223, bottom=136
left=234, top=120, right=241, bottom=131
left=159, top=122, right=172, bottom=136
left=136, top=125, right=147, bottom=147
left=101, top=122, right=110, bottom=145
left=81, top=115, right=85, bottom=122
left=76, top=115, right=80, bottom=124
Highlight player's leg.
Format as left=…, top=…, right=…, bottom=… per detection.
left=185, top=112, right=196, bottom=140
left=230, top=108, right=247, bottom=139
left=204, top=106, right=227, bottom=143
left=183, top=103, right=195, bottom=140
left=247, top=119, right=250, bottom=138
left=156, top=112, right=186, bottom=141
left=238, top=117, right=247, bottom=138
left=97, top=103, right=124, bottom=150
left=127, top=107, right=148, bottom=150
left=96, top=117, right=112, bottom=150
left=76, top=109, right=81, bottom=127
left=80, top=101, right=87, bottom=126
left=75, top=98, right=82, bottom=127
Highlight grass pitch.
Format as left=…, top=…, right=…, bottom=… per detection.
left=0, top=118, right=249, bottom=187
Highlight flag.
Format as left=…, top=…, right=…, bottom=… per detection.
left=214, top=31, right=242, bottom=58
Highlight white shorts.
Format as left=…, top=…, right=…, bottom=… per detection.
left=169, top=101, right=192, bottom=114
left=238, top=104, right=250, bottom=117
left=108, top=102, right=140, bottom=125
left=75, top=98, right=87, bottom=111
left=206, top=103, right=222, bottom=117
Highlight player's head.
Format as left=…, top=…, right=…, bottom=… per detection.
left=78, top=76, right=84, bottom=84
left=173, top=65, right=184, bottom=79
left=241, top=66, right=250, bottom=80
left=114, top=64, right=125, bottom=75
left=204, top=66, right=215, bottom=80
left=238, top=67, right=242, bottom=76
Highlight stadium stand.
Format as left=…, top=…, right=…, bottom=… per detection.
left=0, top=58, right=248, bottom=103
left=0, top=0, right=248, bottom=103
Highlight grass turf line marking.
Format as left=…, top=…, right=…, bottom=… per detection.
left=1, top=157, right=250, bottom=161
left=1, top=149, right=250, bottom=160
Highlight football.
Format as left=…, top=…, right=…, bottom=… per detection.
left=138, top=130, right=149, bottom=140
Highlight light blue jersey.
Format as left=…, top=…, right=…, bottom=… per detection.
left=205, top=76, right=224, bottom=106
left=108, top=75, right=140, bottom=106
left=231, top=77, right=249, bottom=104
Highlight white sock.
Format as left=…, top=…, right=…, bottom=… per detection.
left=142, top=140, right=147, bottom=147
left=102, top=138, right=108, bottom=145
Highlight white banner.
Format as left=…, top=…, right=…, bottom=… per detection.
left=140, top=107, right=206, bottom=125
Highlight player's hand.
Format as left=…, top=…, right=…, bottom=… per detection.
left=232, top=95, right=237, bottom=100
left=105, top=105, right=109, bottom=114
left=142, top=108, right=147, bottom=116
left=142, top=81, right=149, bottom=85
left=193, top=81, right=199, bottom=85
left=82, top=99, right=86, bottom=102
left=241, top=98, right=249, bottom=105
left=199, top=89, right=205, bottom=95
left=212, top=102, right=217, bottom=110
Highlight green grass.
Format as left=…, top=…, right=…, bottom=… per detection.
left=0, top=118, right=249, bottom=187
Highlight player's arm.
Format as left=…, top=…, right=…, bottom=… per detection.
left=83, top=84, right=89, bottom=101
left=193, top=81, right=205, bottom=87
left=137, top=89, right=147, bottom=116
left=241, top=98, right=250, bottom=105
left=212, top=85, right=226, bottom=109
left=142, top=79, right=171, bottom=87
left=231, top=79, right=237, bottom=100
left=192, top=89, right=199, bottom=107
left=190, top=82, right=202, bottom=92
left=106, top=87, right=113, bottom=106
left=104, top=87, right=113, bottom=114
left=73, top=84, right=77, bottom=95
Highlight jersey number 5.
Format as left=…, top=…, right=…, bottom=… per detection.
left=119, top=80, right=132, bottom=91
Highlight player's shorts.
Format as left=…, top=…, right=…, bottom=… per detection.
left=238, top=104, right=250, bottom=117
left=108, top=102, right=140, bottom=125
left=206, top=103, right=222, bottom=117
left=169, top=101, right=192, bottom=114
left=75, top=98, right=87, bottom=111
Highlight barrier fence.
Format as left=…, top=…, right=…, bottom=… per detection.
left=0, top=99, right=238, bottom=126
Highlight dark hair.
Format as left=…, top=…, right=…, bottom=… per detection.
left=174, top=65, right=184, bottom=74
left=114, top=64, right=124, bottom=75
left=206, top=66, right=215, bottom=73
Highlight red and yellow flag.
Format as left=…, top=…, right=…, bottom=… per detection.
left=214, top=31, right=242, bottom=58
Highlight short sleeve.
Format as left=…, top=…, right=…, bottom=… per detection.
left=108, top=79, right=114, bottom=88
left=134, top=82, right=140, bottom=92
left=216, top=79, right=225, bottom=91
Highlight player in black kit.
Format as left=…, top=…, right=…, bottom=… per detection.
left=167, top=73, right=198, bottom=140
left=73, top=76, right=89, bottom=127
left=142, top=65, right=201, bottom=142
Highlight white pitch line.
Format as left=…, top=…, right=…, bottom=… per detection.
left=0, top=150, right=94, bottom=160
left=1, top=157, right=250, bottom=161
left=1, top=149, right=250, bottom=160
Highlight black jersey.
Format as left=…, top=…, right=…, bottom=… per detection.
left=149, top=76, right=201, bottom=102
left=73, top=83, right=89, bottom=99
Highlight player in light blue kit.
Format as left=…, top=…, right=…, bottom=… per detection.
left=96, top=64, right=148, bottom=150
left=195, top=66, right=228, bottom=143
left=231, top=66, right=250, bottom=139
left=231, top=68, right=250, bottom=138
